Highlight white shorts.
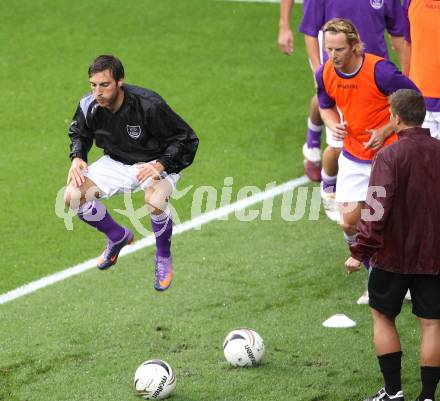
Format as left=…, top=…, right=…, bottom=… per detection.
left=84, top=155, right=180, bottom=199
left=326, top=104, right=344, bottom=148
left=326, top=126, right=343, bottom=148
left=335, top=153, right=372, bottom=203
left=307, top=31, right=325, bottom=70
left=318, top=30, right=324, bottom=64
left=423, top=111, right=440, bottom=140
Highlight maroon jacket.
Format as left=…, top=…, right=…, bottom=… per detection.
left=350, top=127, right=440, bottom=275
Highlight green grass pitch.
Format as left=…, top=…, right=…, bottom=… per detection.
left=0, top=0, right=422, bottom=400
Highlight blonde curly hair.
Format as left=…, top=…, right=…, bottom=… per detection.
left=323, top=18, right=365, bottom=57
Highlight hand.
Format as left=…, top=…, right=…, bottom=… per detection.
left=278, top=28, right=294, bottom=55
left=136, top=162, right=165, bottom=184
left=67, top=157, right=88, bottom=187
left=364, top=129, right=386, bottom=150
left=330, top=122, right=347, bottom=141
left=345, top=257, right=362, bottom=274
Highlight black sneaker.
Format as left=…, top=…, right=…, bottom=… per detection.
left=363, top=388, right=404, bottom=401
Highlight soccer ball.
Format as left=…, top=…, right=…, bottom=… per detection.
left=133, top=359, right=176, bottom=399
left=223, top=328, right=265, bottom=367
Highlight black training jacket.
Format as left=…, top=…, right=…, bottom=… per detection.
left=68, top=84, right=199, bottom=173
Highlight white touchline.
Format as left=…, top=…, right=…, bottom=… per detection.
left=0, top=176, right=309, bottom=305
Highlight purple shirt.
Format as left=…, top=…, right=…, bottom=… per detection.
left=299, top=0, right=406, bottom=60
left=403, top=0, right=411, bottom=42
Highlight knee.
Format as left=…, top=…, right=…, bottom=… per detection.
left=332, top=146, right=342, bottom=156
left=144, top=191, right=168, bottom=214
left=327, top=146, right=341, bottom=158
left=145, top=181, right=172, bottom=211
left=64, top=187, right=73, bottom=208
left=310, top=96, right=322, bottom=124
left=64, top=186, right=82, bottom=210
left=323, top=146, right=340, bottom=164
left=419, top=318, right=440, bottom=330
left=310, top=95, right=319, bottom=109
left=372, top=308, right=396, bottom=326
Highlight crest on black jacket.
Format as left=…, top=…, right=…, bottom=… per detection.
left=127, top=125, right=142, bottom=139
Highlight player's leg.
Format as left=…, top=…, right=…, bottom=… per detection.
left=144, top=174, right=178, bottom=291
left=65, top=176, right=126, bottom=243
left=363, top=269, right=406, bottom=401
left=322, top=146, right=340, bottom=178
left=320, top=144, right=341, bottom=222
left=339, top=200, right=371, bottom=304
left=319, top=109, right=343, bottom=221
left=303, top=31, right=325, bottom=182
left=367, top=310, right=404, bottom=401
left=417, top=319, right=440, bottom=401
left=336, top=154, right=371, bottom=240
left=145, top=178, right=173, bottom=260
left=371, top=309, right=401, bottom=359
left=338, top=201, right=362, bottom=238
left=336, top=154, right=372, bottom=303
left=64, top=176, right=101, bottom=209
left=65, top=156, right=134, bottom=270
left=411, top=274, right=440, bottom=401
left=302, top=95, right=323, bottom=182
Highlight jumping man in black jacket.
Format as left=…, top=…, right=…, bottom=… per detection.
left=65, top=55, right=199, bottom=291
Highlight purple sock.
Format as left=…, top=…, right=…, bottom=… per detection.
left=78, top=201, right=125, bottom=242
left=363, top=258, right=371, bottom=272
left=322, top=180, right=335, bottom=193
left=321, top=170, right=337, bottom=193
left=343, top=232, right=356, bottom=247
left=306, top=118, right=323, bottom=148
left=151, top=209, right=173, bottom=258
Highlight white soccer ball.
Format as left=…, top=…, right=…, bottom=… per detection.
left=223, top=328, right=265, bottom=367
left=134, top=359, right=176, bottom=399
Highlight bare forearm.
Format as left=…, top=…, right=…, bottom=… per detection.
left=405, top=40, right=411, bottom=76
left=390, top=36, right=410, bottom=76
left=278, top=0, right=295, bottom=54
left=319, top=107, right=347, bottom=140
left=319, top=107, right=340, bottom=128
left=279, top=0, right=294, bottom=29
left=379, top=120, right=394, bottom=139
left=305, top=35, right=321, bottom=72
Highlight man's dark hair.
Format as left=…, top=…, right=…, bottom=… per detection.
left=88, top=55, right=125, bottom=81
left=390, top=89, right=426, bottom=126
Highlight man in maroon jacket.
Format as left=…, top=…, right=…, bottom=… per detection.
left=345, top=89, right=440, bottom=401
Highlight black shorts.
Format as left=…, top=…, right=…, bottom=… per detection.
left=368, top=268, right=440, bottom=319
